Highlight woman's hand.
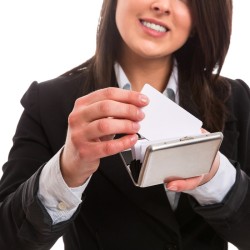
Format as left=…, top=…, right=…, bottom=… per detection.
left=60, top=87, right=149, bottom=187
left=165, top=129, right=220, bottom=192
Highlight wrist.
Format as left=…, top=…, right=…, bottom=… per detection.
left=199, top=152, right=220, bottom=186
left=60, top=148, right=98, bottom=187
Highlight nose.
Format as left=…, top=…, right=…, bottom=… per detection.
left=151, top=1, right=170, bottom=15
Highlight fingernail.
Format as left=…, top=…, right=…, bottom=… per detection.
left=132, top=122, right=140, bottom=131
left=139, top=94, right=149, bottom=104
left=137, top=109, right=145, bottom=119
left=130, top=134, right=138, bottom=142
left=167, top=186, right=178, bottom=191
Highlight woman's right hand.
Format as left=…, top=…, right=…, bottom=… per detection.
left=60, top=87, right=149, bottom=187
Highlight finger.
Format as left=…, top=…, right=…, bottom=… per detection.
left=201, top=128, right=209, bottom=134
left=79, top=134, right=138, bottom=161
left=84, top=118, right=140, bottom=140
left=81, top=100, right=145, bottom=122
left=166, top=175, right=205, bottom=192
left=76, top=87, right=149, bottom=107
left=100, top=134, right=116, bottom=141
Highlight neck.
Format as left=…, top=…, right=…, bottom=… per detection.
left=118, top=47, right=173, bottom=92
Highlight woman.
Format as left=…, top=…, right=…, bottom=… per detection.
left=0, top=0, right=249, bottom=249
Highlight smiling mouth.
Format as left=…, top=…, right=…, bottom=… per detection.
left=140, top=20, right=169, bottom=33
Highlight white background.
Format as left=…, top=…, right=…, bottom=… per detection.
left=0, top=1, right=249, bottom=249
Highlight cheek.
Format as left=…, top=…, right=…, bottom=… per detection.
left=172, top=15, right=192, bottom=50
left=115, top=4, right=129, bottom=39
left=174, top=4, right=193, bottom=35
left=115, top=4, right=138, bottom=47
left=176, top=16, right=192, bottom=42
left=115, top=17, right=127, bottom=46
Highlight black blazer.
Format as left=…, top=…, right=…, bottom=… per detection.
left=0, top=70, right=249, bottom=250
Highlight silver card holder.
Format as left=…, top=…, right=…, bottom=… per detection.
left=121, top=132, right=223, bottom=188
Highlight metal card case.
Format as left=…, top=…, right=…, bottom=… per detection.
left=125, top=132, right=223, bottom=188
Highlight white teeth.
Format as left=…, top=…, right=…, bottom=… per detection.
left=142, top=21, right=167, bottom=33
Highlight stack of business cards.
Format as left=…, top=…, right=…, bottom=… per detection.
left=132, top=84, right=203, bottom=161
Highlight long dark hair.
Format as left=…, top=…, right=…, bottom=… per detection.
left=65, top=0, right=232, bottom=131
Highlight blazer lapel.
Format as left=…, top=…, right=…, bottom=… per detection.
left=99, top=153, right=180, bottom=235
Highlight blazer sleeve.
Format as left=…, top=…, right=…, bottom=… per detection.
left=0, top=82, right=78, bottom=249
left=190, top=79, right=250, bottom=249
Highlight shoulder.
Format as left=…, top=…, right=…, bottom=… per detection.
left=222, top=77, right=250, bottom=100
left=26, top=68, right=89, bottom=99
left=19, top=68, right=93, bottom=128
left=221, top=77, right=249, bottom=150
left=230, top=78, right=249, bottom=99
left=21, top=68, right=90, bottom=111
left=218, top=76, right=250, bottom=112
left=219, top=77, right=250, bottom=167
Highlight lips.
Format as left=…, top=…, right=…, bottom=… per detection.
left=140, top=19, right=169, bottom=33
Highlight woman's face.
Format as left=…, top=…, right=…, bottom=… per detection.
left=115, top=0, right=192, bottom=60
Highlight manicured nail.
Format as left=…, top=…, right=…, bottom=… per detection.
left=139, top=94, right=149, bottom=104
left=167, top=186, right=178, bottom=191
left=137, top=109, right=145, bottom=119
left=130, top=134, right=138, bottom=142
left=132, top=122, right=140, bottom=131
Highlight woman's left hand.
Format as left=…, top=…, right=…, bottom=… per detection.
left=165, top=130, right=220, bottom=192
